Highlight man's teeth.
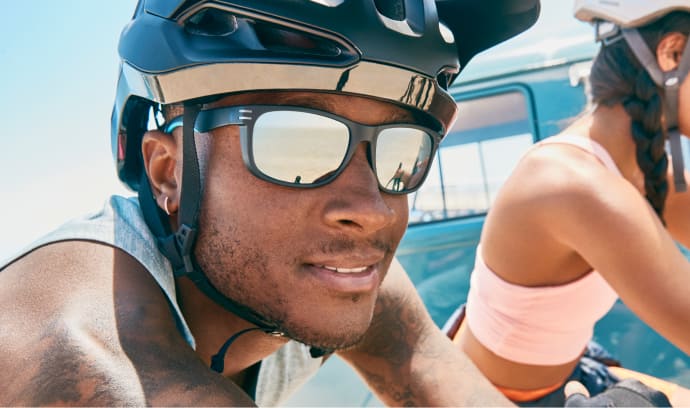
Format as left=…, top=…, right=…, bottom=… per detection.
left=320, top=265, right=368, bottom=273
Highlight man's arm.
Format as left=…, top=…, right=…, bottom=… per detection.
left=337, top=258, right=513, bottom=406
left=0, top=241, right=255, bottom=406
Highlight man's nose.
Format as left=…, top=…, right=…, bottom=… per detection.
left=321, top=145, right=398, bottom=234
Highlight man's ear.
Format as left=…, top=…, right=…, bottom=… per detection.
left=142, top=130, right=180, bottom=214
left=657, top=32, right=688, bottom=72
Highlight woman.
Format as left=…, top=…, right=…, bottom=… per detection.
left=453, top=1, right=690, bottom=406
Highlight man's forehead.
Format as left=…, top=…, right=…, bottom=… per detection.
left=211, top=91, right=335, bottom=110
left=211, top=91, right=415, bottom=122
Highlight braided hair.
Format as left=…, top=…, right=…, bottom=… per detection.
left=589, top=12, right=690, bottom=223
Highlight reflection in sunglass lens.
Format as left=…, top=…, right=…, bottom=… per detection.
left=252, top=111, right=350, bottom=185
left=376, top=128, right=433, bottom=192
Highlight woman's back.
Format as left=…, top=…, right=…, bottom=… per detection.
left=457, top=108, right=690, bottom=405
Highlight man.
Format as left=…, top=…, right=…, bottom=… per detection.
left=0, top=1, right=669, bottom=406
left=0, top=1, right=538, bottom=405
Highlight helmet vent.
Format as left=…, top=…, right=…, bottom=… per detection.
left=184, top=7, right=239, bottom=36
left=436, top=69, right=454, bottom=90
left=375, top=0, right=406, bottom=21
left=252, top=21, right=345, bottom=58
left=307, top=0, right=345, bottom=6
left=181, top=6, right=354, bottom=60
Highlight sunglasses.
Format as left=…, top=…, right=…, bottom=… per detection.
left=164, top=105, right=441, bottom=194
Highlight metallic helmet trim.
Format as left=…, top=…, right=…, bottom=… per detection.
left=116, top=60, right=456, bottom=128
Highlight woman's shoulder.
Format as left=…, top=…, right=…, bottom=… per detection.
left=491, top=134, right=646, bottom=235
left=505, top=137, right=620, bottom=202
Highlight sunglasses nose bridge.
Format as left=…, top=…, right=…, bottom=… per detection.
left=347, top=125, right=379, bottom=174
left=348, top=123, right=378, bottom=144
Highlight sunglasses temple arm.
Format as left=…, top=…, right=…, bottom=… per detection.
left=195, top=107, right=248, bottom=133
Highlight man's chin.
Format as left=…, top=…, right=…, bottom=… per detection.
left=283, top=324, right=369, bottom=352
left=262, top=296, right=379, bottom=351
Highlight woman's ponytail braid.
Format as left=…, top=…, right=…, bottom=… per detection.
left=622, top=71, right=668, bottom=222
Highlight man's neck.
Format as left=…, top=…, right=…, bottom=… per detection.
left=230, top=360, right=261, bottom=397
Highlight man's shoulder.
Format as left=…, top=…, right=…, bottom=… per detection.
left=0, top=240, right=180, bottom=405
left=0, top=240, right=176, bottom=345
left=0, top=194, right=171, bottom=325
left=0, top=239, right=253, bottom=405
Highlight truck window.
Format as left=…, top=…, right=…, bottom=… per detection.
left=409, top=90, right=534, bottom=223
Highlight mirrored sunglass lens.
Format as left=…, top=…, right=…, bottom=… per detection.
left=252, top=111, right=350, bottom=185
left=376, top=128, right=434, bottom=192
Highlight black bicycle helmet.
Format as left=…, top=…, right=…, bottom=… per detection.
left=112, top=0, right=540, bottom=190
left=109, top=0, right=540, bottom=357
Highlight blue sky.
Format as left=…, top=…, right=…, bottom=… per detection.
left=0, top=1, right=589, bottom=262
left=0, top=1, right=136, bottom=261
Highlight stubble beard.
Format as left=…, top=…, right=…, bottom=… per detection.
left=194, top=218, right=375, bottom=351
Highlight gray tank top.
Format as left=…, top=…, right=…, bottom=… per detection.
left=3, top=195, right=322, bottom=406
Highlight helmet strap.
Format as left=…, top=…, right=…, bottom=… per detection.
left=210, top=327, right=281, bottom=374
left=622, top=28, right=690, bottom=192
left=174, top=104, right=285, bottom=332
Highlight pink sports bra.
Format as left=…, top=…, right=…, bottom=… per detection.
left=465, top=135, right=619, bottom=365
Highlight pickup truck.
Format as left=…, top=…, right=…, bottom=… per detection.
left=286, top=4, right=690, bottom=406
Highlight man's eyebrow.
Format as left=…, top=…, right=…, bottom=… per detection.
left=382, top=110, right=414, bottom=123
left=281, top=95, right=415, bottom=123
left=277, top=95, right=337, bottom=112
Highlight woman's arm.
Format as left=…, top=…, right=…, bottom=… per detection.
left=543, top=164, right=690, bottom=356
left=662, top=169, right=690, bottom=248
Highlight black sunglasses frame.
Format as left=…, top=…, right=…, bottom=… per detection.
left=164, top=105, right=443, bottom=194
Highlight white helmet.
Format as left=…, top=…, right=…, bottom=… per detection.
left=574, top=0, right=690, bottom=192
left=574, top=0, right=690, bottom=28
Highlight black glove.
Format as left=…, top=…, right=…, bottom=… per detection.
left=565, top=378, right=671, bottom=407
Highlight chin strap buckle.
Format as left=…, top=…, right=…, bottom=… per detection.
left=175, top=223, right=197, bottom=273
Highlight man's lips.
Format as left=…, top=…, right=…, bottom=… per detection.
left=315, top=264, right=369, bottom=274
left=304, top=262, right=382, bottom=293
